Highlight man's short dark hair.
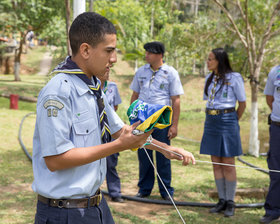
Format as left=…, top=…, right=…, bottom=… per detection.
left=144, top=41, right=165, bottom=56
left=69, top=12, right=116, bottom=55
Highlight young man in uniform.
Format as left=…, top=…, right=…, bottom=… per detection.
left=32, top=13, right=194, bottom=224
left=261, top=65, right=280, bottom=223
left=100, top=70, right=124, bottom=203
left=130, top=41, right=184, bottom=200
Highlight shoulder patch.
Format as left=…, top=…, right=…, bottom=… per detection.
left=43, top=100, right=64, bottom=110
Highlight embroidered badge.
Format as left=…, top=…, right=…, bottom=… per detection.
left=160, top=83, right=165, bottom=89
left=223, top=92, right=227, bottom=98
left=47, top=109, right=52, bottom=117
left=44, top=99, right=64, bottom=117
left=52, top=109, right=58, bottom=117
left=44, top=100, right=64, bottom=110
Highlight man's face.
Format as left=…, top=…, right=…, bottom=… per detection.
left=145, top=51, right=161, bottom=65
left=87, top=34, right=117, bottom=80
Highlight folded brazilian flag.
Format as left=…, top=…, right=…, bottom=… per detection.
left=127, top=100, right=173, bottom=150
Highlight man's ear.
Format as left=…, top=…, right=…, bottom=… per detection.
left=79, top=43, right=90, bottom=59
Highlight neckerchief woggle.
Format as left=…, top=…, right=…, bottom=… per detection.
left=51, top=56, right=112, bottom=143
left=127, top=99, right=173, bottom=151
left=103, top=80, right=108, bottom=94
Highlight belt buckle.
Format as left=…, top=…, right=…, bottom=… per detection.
left=209, top=110, right=218, bottom=115
left=96, top=193, right=102, bottom=206
left=57, top=199, right=65, bottom=208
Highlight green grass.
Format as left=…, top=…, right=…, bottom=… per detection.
left=0, top=46, right=271, bottom=223
left=0, top=74, right=46, bottom=98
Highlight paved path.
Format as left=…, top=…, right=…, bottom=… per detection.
left=37, top=51, right=52, bottom=76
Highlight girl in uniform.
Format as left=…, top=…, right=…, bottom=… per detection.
left=200, top=48, right=246, bottom=217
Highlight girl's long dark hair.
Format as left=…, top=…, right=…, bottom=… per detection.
left=204, top=48, right=233, bottom=96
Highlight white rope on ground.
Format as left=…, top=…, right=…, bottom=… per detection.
left=148, top=140, right=280, bottom=173
left=139, top=134, right=278, bottom=223
left=142, top=147, right=186, bottom=224
left=195, top=160, right=280, bottom=173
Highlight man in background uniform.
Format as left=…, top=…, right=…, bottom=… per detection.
left=261, top=65, right=280, bottom=223
left=100, top=71, right=124, bottom=203
left=130, top=41, right=184, bottom=200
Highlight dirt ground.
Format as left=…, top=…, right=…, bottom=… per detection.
left=101, top=181, right=174, bottom=222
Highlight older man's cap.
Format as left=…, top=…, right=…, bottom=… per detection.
left=144, top=41, right=165, bottom=54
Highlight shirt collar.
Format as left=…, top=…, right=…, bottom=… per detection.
left=145, top=63, right=168, bottom=73
left=73, top=75, right=101, bottom=96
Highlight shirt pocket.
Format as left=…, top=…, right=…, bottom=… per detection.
left=72, top=116, right=97, bottom=147
left=220, top=84, right=234, bottom=103
left=155, top=78, right=169, bottom=92
left=274, top=80, right=280, bottom=97
left=138, top=77, right=147, bottom=88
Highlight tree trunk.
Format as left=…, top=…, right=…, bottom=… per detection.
left=190, top=0, right=195, bottom=14
left=195, top=0, right=200, bottom=17
left=14, top=54, right=21, bottom=81
left=4, top=57, right=11, bottom=74
left=14, top=32, right=25, bottom=81
left=89, top=0, right=94, bottom=12
left=65, top=0, right=71, bottom=56
left=150, top=2, right=154, bottom=38
left=14, top=61, right=20, bottom=79
left=248, top=82, right=259, bottom=157
left=201, top=61, right=207, bottom=76
left=192, top=58, right=196, bottom=74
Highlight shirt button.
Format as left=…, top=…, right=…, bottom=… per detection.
left=86, top=130, right=89, bottom=133
left=64, top=80, right=68, bottom=82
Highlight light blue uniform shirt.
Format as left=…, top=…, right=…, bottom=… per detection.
left=32, top=73, right=124, bottom=199
left=264, top=65, right=280, bottom=122
left=103, top=81, right=122, bottom=109
left=130, top=63, right=184, bottom=106
left=203, top=72, right=246, bottom=109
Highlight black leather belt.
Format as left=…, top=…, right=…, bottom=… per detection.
left=271, top=120, right=280, bottom=126
left=206, top=108, right=235, bottom=115
left=38, top=189, right=102, bottom=208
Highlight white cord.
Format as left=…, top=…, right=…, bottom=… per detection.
left=145, top=137, right=280, bottom=173
left=143, top=136, right=183, bottom=159
left=196, top=159, right=280, bottom=173
left=138, top=133, right=279, bottom=224
left=143, top=147, right=186, bottom=224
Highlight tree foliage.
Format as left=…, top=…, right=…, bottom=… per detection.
left=1, top=0, right=280, bottom=83
left=0, top=0, right=66, bottom=80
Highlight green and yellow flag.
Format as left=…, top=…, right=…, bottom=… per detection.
left=127, top=99, right=173, bottom=150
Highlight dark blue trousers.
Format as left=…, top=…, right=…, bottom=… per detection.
left=137, top=127, right=174, bottom=198
left=34, top=193, right=114, bottom=224
left=106, top=153, right=122, bottom=198
left=264, top=123, right=280, bottom=216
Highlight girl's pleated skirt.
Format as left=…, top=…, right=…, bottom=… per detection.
left=200, top=111, right=243, bottom=157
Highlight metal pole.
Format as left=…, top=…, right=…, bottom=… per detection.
left=73, top=0, right=86, bottom=20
